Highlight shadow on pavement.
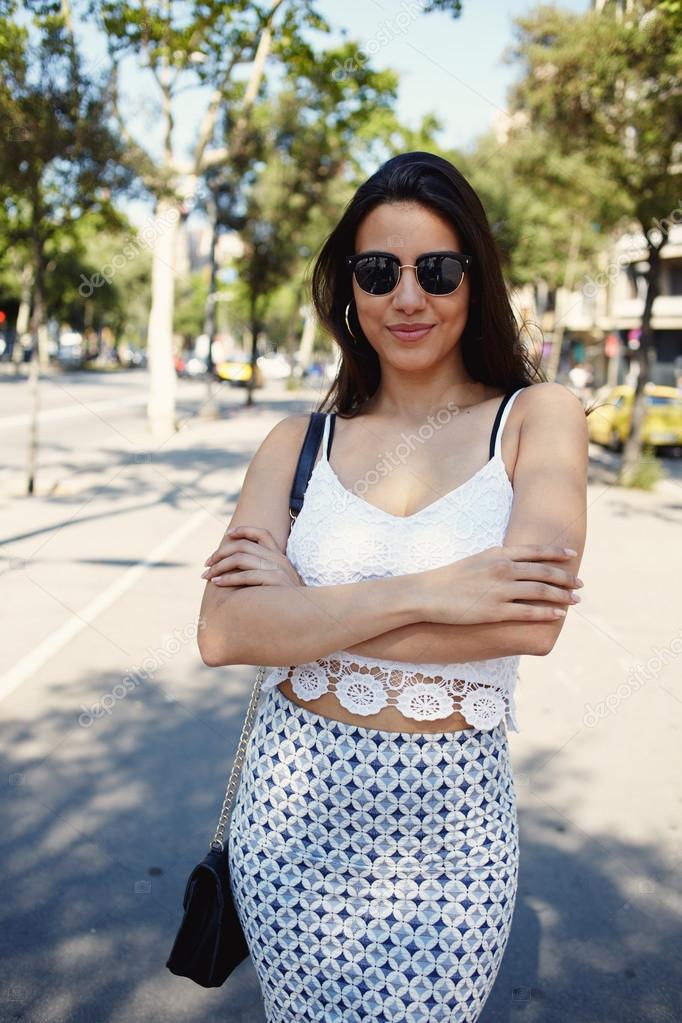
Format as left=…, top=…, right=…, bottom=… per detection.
left=0, top=668, right=679, bottom=1023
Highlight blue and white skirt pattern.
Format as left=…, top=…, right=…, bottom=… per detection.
left=229, top=685, right=519, bottom=1023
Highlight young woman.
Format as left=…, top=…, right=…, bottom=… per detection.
left=199, top=152, right=588, bottom=1023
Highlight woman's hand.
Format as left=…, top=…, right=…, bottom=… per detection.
left=421, top=544, right=583, bottom=626
left=201, top=525, right=304, bottom=588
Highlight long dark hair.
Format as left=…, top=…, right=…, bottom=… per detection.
left=310, top=151, right=548, bottom=417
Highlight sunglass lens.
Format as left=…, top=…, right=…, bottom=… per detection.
left=353, top=255, right=399, bottom=295
left=418, top=255, right=464, bottom=294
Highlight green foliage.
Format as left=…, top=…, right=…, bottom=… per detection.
left=174, top=270, right=209, bottom=342
left=457, top=129, right=624, bottom=288
left=420, top=0, right=463, bottom=14
left=0, top=3, right=132, bottom=226
left=504, top=1, right=682, bottom=468
left=93, top=0, right=333, bottom=88
left=619, top=444, right=666, bottom=489
left=220, top=34, right=443, bottom=348
left=2, top=0, right=463, bottom=349
left=0, top=0, right=134, bottom=330
left=504, top=1, right=682, bottom=233
left=36, top=208, right=150, bottom=334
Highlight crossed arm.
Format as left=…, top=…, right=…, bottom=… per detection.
left=344, top=383, right=588, bottom=661
left=198, top=383, right=588, bottom=668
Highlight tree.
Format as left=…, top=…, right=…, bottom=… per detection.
left=505, top=0, right=682, bottom=483
left=227, top=41, right=403, bottom=404
left=83, top=0, right=465, bottom=434
left=175, top=269, right=209, bottom=346
left=460, top=128, right=628, bottom=379
left=0, top=0, right=133, bottom=493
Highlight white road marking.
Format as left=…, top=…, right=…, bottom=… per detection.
left=0, top=505, right=215, bottom=702
left=0, top=394, right=148, bottom=431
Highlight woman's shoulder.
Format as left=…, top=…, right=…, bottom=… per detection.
left=230, top=413, right=321, bottom=553
left=270, top=411, right=318, bottom=441
left=256, top=412, right=320, bottom=468
left=515, top=380, right=586, bottom=416
left=513, top=381, right=589, bottom=451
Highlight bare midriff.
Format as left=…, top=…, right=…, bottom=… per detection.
left=276, top=677, right=474, bottom=733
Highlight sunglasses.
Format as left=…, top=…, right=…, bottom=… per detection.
left=347, top=250, right=472, bottom=296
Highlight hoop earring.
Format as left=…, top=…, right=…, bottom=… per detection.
left=344, top=301, right=358, bottom=344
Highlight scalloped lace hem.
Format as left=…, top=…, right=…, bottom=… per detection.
left=262, top=652, right=520, bottom=732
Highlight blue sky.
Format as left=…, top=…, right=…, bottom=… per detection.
left=103, top=0, right=590, bottom=224
left=315, top=0, right=589, bottom=149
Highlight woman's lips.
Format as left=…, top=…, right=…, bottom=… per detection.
left=387, top=325, right=434, bottom=342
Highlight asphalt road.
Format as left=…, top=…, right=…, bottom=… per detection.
left=1, top=368, right=680, bottom=1023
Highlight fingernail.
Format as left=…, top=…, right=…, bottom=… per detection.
left=204, top=558, right=210, bottom=566
left=575, top=578, right=584, bottom=588
left=200, top=570, right=209, bottom=579
left=553, top=608, right=567, bottom=617
left=564, top=548, right=577, bottom=556
left=570, top=592, right=581, bottom=603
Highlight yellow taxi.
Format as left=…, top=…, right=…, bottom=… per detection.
left=588, top=383, right=682, bottom=453
left=214, top=352, right=264, bottom=388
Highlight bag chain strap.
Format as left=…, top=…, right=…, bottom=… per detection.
left=210, top=665, right=266, bottom=853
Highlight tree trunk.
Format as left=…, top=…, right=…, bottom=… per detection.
left=26, top=344, right=40, bottom=495
left=618, top=238, right=661, bottom=484
left=26, top=230, right=47, bottom=494
left=298, top=303, right=317, bottom=369
left=546, top=218, right=583, bottom=383
left=246, top=296, right=259, bottom=407
left=16, top=264, right=32, bottom=336
left=30, top=231, right=51, bottom=373
left=146, top=196, right=179, bottom=437
left=284, top=282, right=304, bottom=351
left=200, top=194, right=220, bottom=419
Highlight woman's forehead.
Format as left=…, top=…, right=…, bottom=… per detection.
left=355, top=202, right=461, bottom=255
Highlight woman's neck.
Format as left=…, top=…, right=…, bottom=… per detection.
left=360, top=380, right=495, bottom=422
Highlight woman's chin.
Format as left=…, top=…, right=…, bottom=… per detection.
left=379, top=349, right=441, bottom=374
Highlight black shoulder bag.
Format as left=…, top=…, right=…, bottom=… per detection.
left=165, top=412, right=328, bottom=987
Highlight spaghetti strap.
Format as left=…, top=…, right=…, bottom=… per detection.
left=490, top=388, right=525, bottom=460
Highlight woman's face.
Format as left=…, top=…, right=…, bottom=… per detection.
left=351, top=202, right=472, bottom=367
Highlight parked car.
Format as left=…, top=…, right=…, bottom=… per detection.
left=588, top=383, right=682, bottom=454
left=185, top=354, right=210, bottom=377
left=214, top=352, right=264, bottom=388
left=56, top=330, right=84, bottom=368
left=174, top=344, right=213, bottom=378
left=303, top=361, right=326, bottom=384
left=257, top=352, right=291, bottom=381
left=126, top=345, right=147, bottom=369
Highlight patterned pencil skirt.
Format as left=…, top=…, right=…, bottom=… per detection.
left=229, top=684, right=519, bottom=1023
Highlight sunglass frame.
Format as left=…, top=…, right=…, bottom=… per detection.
left=346, top=250, right=472, bottom=296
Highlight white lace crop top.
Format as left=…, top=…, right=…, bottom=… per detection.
left=261, top=389, right=526, bottom=732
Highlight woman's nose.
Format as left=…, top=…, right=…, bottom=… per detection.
left=392, top=266, right=425, bottom=309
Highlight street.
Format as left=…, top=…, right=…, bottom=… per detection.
left=1, top=369, right=681, bottom=1023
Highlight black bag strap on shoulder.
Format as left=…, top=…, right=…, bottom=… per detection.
left=289, top=412, right=326, bottom=523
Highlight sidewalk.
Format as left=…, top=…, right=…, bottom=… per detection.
left=1, top=391, right=680, bottom=1023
